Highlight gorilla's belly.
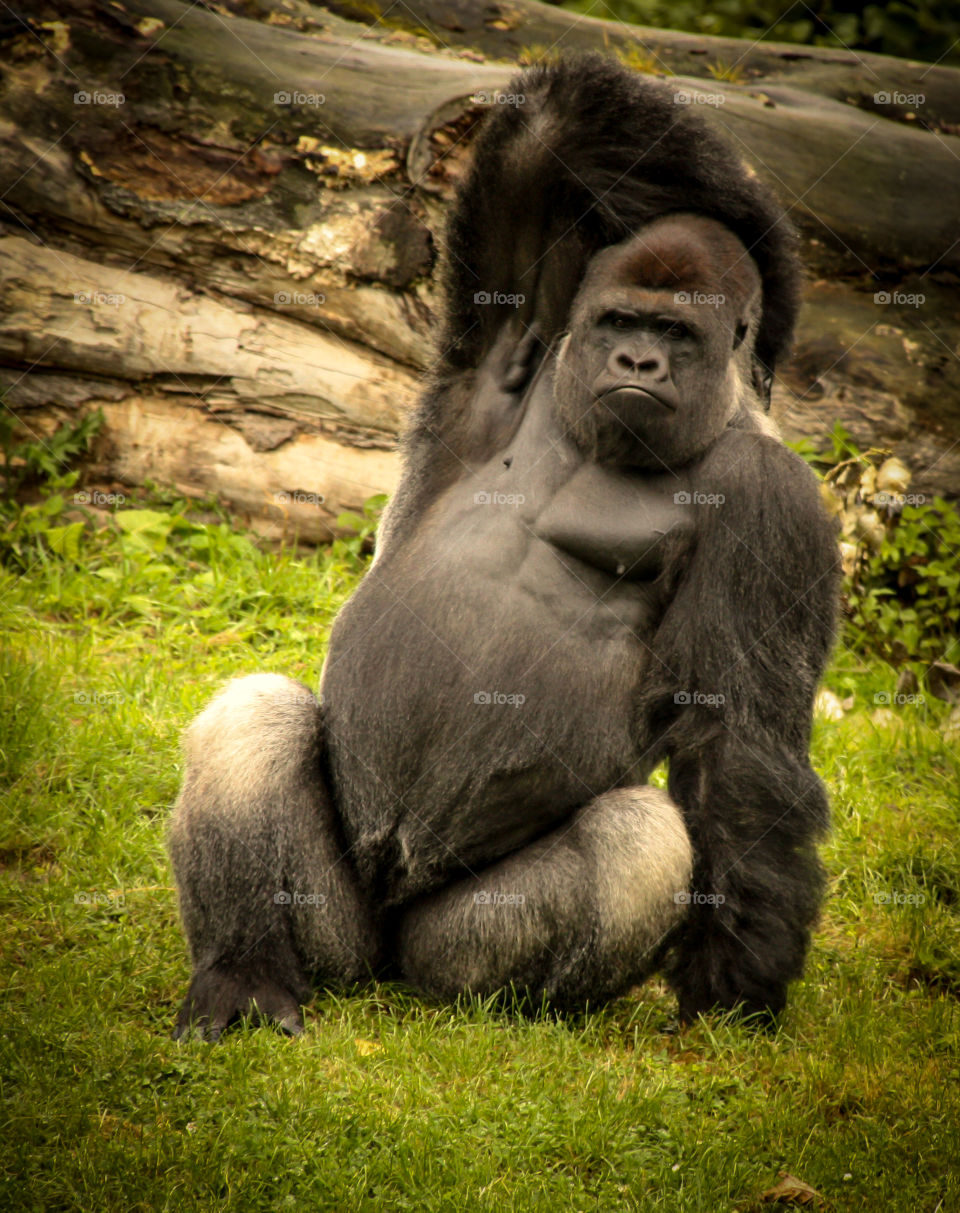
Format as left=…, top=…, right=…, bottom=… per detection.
left=321, top=511, right=661, bottom=901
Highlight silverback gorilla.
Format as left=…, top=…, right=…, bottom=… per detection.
left=169, top=56, right=840, bottom=1039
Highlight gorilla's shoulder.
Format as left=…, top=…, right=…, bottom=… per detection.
left=703, top=426, right=824, bottom=498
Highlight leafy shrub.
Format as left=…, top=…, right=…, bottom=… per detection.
left=791, top=425, right=960, bottom=666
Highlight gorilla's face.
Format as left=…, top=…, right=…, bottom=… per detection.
left=554, top=213, right=762, bottom=470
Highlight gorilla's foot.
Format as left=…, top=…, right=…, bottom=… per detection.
left=173, top=960, right=310, bottom=1041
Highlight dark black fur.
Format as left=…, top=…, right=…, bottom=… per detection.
left=168, top=57, right=837, bottom=1038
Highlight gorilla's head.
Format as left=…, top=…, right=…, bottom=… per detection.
left=553, top=214, right=763, bottom=470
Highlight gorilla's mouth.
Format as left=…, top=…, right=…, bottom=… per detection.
left=600, top=385, right=676, bottom=412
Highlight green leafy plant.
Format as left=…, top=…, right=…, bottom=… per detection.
left=331, top=492, right=389, bottom=561
left=0, top=405, right=102, bottom=500
left=849, top=498, right=960, bottom=665
left=0, top=406, right=104, bottom=572
left=789, top=424, right=960, bottom=666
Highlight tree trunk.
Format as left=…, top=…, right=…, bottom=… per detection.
left=1, top=0, right=958, bottom=540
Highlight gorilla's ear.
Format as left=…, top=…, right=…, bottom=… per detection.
left=752, top=361, right=774, bottom=410
left=733, top=322, right=748, bottom=350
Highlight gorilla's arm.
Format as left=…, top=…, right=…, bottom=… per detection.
left=645, top=431, right=840, bottom=1019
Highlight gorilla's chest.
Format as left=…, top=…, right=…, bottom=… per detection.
left=322, top=454, right=673, bottom=802
left=437, top=428, right=691, bottom=630
left=319, top=406, right=692, bottom=887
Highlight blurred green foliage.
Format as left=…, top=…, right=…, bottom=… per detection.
left=551, top=0, right=960, bottom=66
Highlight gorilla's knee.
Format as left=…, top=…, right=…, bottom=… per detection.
left=578, top=786, right=693, bottom=963
left=178, top=673, right=321, bottom=809
left=396, top=786, right=693, bottom=1008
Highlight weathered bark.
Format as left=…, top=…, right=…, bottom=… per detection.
left=1, top=0, right=958, bottom=537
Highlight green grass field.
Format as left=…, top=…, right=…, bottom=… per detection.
left=1, top=488, right=958, bottom=1211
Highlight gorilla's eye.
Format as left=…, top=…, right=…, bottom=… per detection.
left=661, top=321, right=693, bottom=342
left=599, top=310, right=638, bottom=331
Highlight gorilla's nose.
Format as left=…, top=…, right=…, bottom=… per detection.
left=611, top=346, right=667, bottom=379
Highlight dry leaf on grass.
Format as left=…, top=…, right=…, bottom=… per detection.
left=759, top=1171, right=826, bottom=1206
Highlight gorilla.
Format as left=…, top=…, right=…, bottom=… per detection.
left=168, top=57, right=839, bottom=1039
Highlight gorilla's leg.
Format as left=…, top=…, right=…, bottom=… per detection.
left=169, top=674, right=379, bottom=1039
left=396, top=787, right=692, bottom=1008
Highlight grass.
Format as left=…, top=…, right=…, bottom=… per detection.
left=1, top=484, right=958, bottom=1211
